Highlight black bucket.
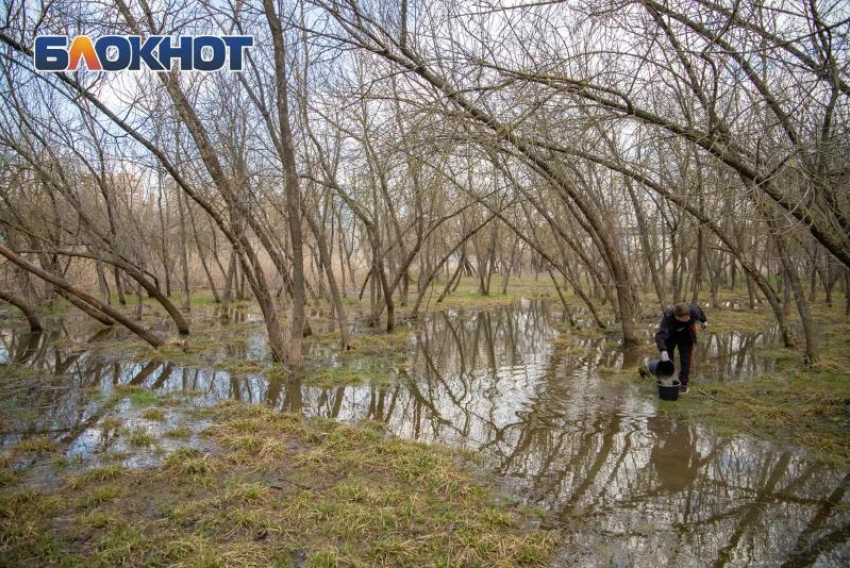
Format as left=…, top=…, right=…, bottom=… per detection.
left=657, top=379, right=681, bottom=401
left=649, top=359, right=675, bottom=378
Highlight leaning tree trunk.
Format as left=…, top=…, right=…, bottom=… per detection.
left=56, top=288, right=115, bottom=327
left=438, top=246, right=466, bottom=302
left=546, top=267, right=577, bottom=327
left=626, top=180, right=667, bottom=310
left=0, top=288, right=42, bottom=332
left=0, top=244, right=163, bottom=348
left=185, top=192, right=220, bottom=303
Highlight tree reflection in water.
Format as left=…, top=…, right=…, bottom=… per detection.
left=1, top=300, right=847, bottom=566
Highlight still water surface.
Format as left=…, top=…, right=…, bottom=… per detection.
left=1, top=299, right=847, bottom=567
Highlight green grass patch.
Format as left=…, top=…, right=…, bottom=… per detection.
left=164, top=425, right=193, bottom=439
left=313, top=327, right=415, bottom=359
left=704, top=305, right=776, bottom=335
left=410, top=276, right=555, bottom=312
left=303, top=364, right=395, bottom=388
left=67, top=466, right=128, bottom=490
left=10, top=436, right=58, bottom=455
left=112, top=385, right=164, bottom=406
left=141, top=408, right=166, bottom=422
left=76, top=485, right=123, bottom=510
left=37, top=298, right=71, bottom=316
left=657, top=365, right=850, bottom=465
left=125, top=427, right=157, bottom=448
left=1, top=400, right=555, bottom=566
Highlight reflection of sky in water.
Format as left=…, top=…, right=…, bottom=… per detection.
left=0, top=329, right=14, bottom=363
left=1, top=301, right=848, bottom=567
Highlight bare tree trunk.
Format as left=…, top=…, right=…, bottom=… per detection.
left=501, top=234, right=519, bottom=295
left=438, top=248, right=465, bottom=303
left=746, top=272, right=757, bottom=309
left=626, top=181, right=666, bottom=310
left=96, top=260, right=111, bottom=304
left=692, top=222, right=705, bottom=305
left=113, top=266, right=126, bottom=305
left=134, top=281, right=144, bottom=320
left=304, top=205, right=350, bottom=350
left=762, top=211, right=820, bottom=364
left=809, top=246, right=819, bottom=302
left=845, top=268, right=849, bottom=317
left=220, top=251, right=237, bottom=317
left=0, top=288, right=42, bottom=332
left=157, top=169, right=171, bottom=298
left=0, top=243, right=163, bottom=348
left=546, top=267, right=576, bottom=327
left=176, top=182, right=191, bottom=311
left=56, top=288, right=115, bottom=326
left=477, top=221, right=497, bottom=295
left=265, top=0, right=306, bottom=364
left=185, top=192, right=220, bottom=303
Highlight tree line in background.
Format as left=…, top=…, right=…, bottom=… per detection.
left=0, top=0, right=847, bottom=366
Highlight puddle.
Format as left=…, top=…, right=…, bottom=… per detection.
left=1, top=299, right=847, bottom=566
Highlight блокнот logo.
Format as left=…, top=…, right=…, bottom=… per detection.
left=34, top=35, right=254, bottom=72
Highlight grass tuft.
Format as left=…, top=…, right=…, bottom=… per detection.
left=125, top=427, right=157, bottom=448
left=99, top=417, right=123, bottom=432
left=164, top=426, right=193, bottom=439
left=141, top=408, right=166, bottom=422
left=67, top=466, right=128, bottom=490
left=11, top=436, right=58, bottom=455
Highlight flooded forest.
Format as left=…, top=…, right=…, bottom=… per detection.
left=0, top=0, right=849, bottom=566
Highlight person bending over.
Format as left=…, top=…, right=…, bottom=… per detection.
left=655, top=302, right=708, bottom=394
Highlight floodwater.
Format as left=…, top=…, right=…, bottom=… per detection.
left=1, top=299, right=848, bottom=567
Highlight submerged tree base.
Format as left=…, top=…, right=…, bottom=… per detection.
left=0, top=400, right=555, bottom=567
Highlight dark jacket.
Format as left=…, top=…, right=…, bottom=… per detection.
left=655, top=304, right=707, bottom=351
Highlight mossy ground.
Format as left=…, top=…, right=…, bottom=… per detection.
left=0, top=401, right=555, bottom=567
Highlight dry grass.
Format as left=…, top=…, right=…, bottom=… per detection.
left=10, top=436, right=58, bottom=455
left=141, top=407, right=166, bottom=422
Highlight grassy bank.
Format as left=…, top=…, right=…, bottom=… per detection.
left=658, top=366, right=850, bottom=465
left=0, top=399, right=554, bottom=567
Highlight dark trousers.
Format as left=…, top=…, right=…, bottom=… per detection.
left=666, top=334, right=695, bottom=386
